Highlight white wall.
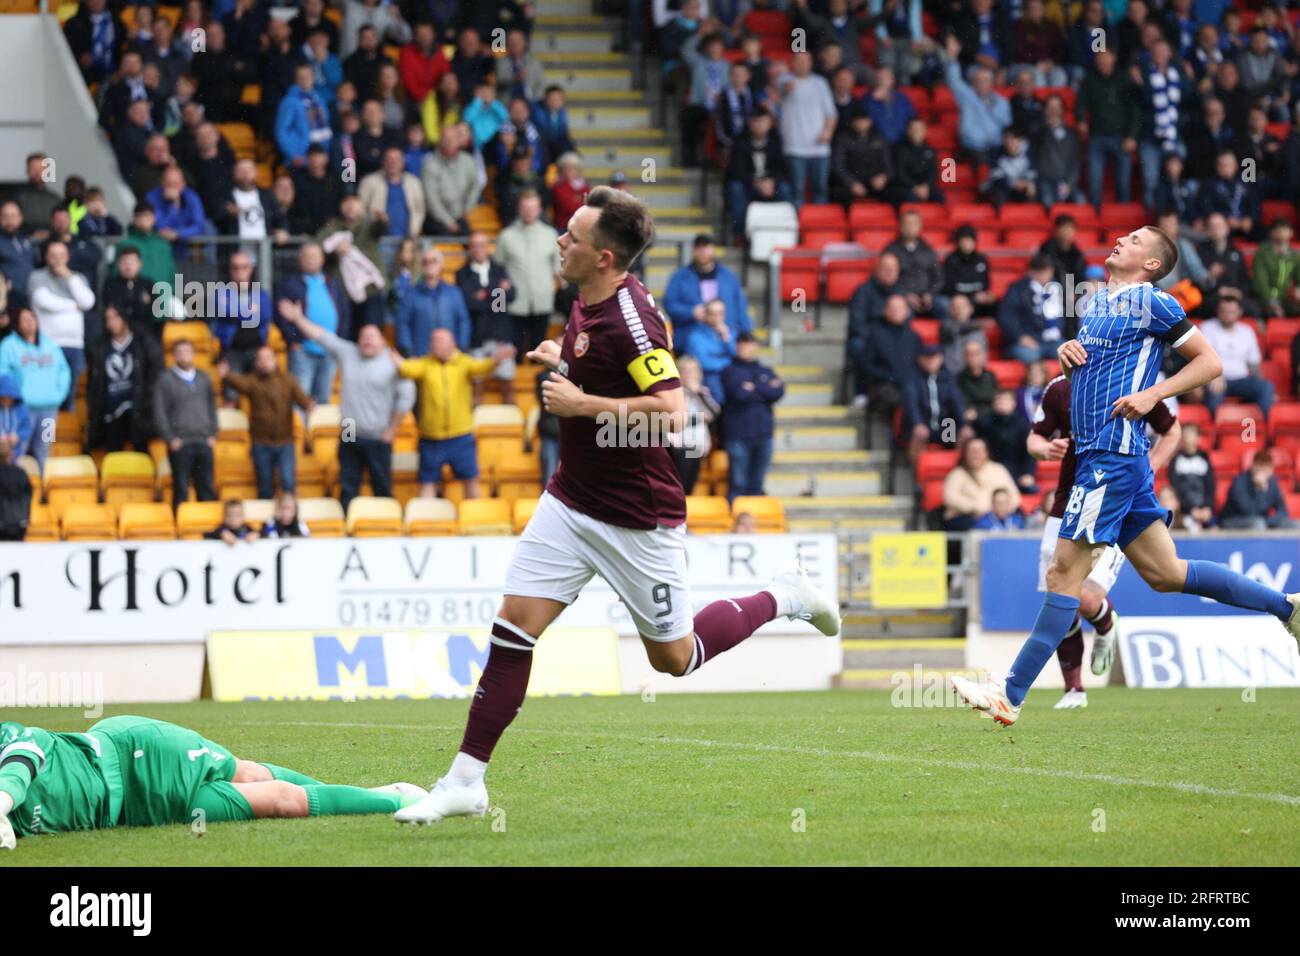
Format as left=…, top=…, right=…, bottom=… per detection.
left=0, top=14, right=135, bottom=221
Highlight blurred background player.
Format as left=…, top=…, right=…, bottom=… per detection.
left=1028, top=372, right=1181, bottom=709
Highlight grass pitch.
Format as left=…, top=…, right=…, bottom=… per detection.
left=5, top=688, right=1299, bottom=866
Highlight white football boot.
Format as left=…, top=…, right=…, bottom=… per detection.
left=1053, top=689, right=1088, bottom=710
left=950, top=673, right=1021, bottom=726
left=769, top=561, right=841, bottom=636
left=393, top=775, right=489, bottom=825
left=370, top=782, right=429, bottom=801
left=1090, top=611, right=1120, bottom=676
left=1286, top=594, right=1300, bottom=650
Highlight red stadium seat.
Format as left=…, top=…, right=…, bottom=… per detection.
left=1003, top=228, right=1051, bottom=250
left=1270, top=401, right=1300, bottom=441
left=825, top=257, right=873, bottom=303
left=913, top=318, right=940, bottom=345
left=1019, top=491, right=1043, bottom=515
left=1209, top=448, right=1239, bottom=483
left=932, top=86, right=957, bottom=114
left=922, top=479, right=946, bottom=511
left=779, top=248, right=822, bottom=304
left=926, top=126, right=958, bottom=152
left=987, top=359, right=1027, bottom=389
left=1287, top=492, right=1300, bottom=518
left=798, top=203, right=847, bottom=230
left=1177, top=402, right=1213, bottom=436
left=1265, top=319, right=1300, bottom=352
left=917, top=448, right=959, bottom=484
left=998, top=204, right=1049, bottom=229
left=1099, top=202, right=1147, bottom=233
left=900, top=86, right=931, bottom=115
left=1036, top=458, right=1061, bottom=489
left=1215, top=480, right=1231, bottom=513
left=898, top=202, right=947, bottom=227
left=1262, top=200, right=1296, bottom=228
left=1262, top=359, right=1292, bottom=401
left=852, top=227, right=897, bottom=250
left=949, top=202, right=998, bottom=226
left=801, top=228, right=849, bottom=250
left=981, top=319, right=1002, bottom=354
left=848, top=202, right=897, bottom=230
left=989, top=267, right=1020, bottom=299
left=741, top=9, right=791, bottom=37
left=1214, top=403, right=1267, bottom=444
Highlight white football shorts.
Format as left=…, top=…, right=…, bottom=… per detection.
left=1038, top=515, right=1127, bottom=593
left=503, top=491, right=694, bottom=642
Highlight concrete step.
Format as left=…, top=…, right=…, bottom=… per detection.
left=775, top=404, right=857, bottom=427
left=776, top=381, right=832, bottom=407
left=781, top=494, right=913, bottom=520
left=840, top=609, right=967, bottom=639
left=576, top=142, right=674, bottom=167
left=774, top=425, right=858, bottom=452
left=562, top=88, right=645, bottom=105
left=780, top=337, right=849, bottom=368
left=538, top=0, right=594, bottom=14
left=533, top=31, right=616, bottom=53
left=771, top=449, right=885, bottom=471
left=765, top=470, right=883, bottom=496
left=567, top=105, right=653, bottom=130
left=547, top=67, right=635, bottom=91
left=535, top=13, right=618, bottom=30
left=789, top=516, right=908, bottom=534
left=774, top=364, right=826, bottom=383
left=571, top=126, right=666, bottom=144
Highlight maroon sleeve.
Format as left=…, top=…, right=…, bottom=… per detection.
left=1031, top=377, right=1066, bottom=439
left=619, top=280, right=681, bottom=396
left=1145, top=398, right=1177, bottom=434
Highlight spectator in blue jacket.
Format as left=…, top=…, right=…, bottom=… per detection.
left=997, top=255, right=1063, bottom=364
left=145, top=165, right=208, bottom=255
left=275, top=242, right=350, bottom=404
left=903, top=344, right=969, bottom=464
left=941, top=34, right=1011, bottom=176
left=463, top=80, right=509, bottom=153
left=302, top=28, right=343, bottom=108
left=974, top=488, right=1027, bottom=530
left=863, top=66, right=916, bottom=145
left=531, top=85, right=576, bottom=162
left=211, top=251, right=273, bottom=404
left=1220, top=450, right=1295, bottom=530
left=662, top=235, right=752, bottom=340
left=0, top=374, right=34, bottom=462
left=395, top=246, right=471, bottom=357
left=276, top=63, right=333, bottom=169
left=0, top=308, right=71, bottom=472
left=720, top=332, right=784, bottom=502
left=681, top=300, right=736, bottom=405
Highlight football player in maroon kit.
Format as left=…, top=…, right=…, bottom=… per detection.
left=1028, top=374, right=1181, bottom=708
left=396, top=186, right=840, bottom=824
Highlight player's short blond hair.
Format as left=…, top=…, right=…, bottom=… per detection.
left=1143, top=225, right=1179, bottom=283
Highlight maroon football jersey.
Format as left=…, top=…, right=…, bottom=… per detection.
left=546, top=274, right=686, bottom=530
left=1032, top=375, right=1177, bottom=519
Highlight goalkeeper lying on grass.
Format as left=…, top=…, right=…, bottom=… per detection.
left=0, top=715, right=426, bottom=848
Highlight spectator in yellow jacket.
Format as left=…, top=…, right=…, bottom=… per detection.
left=393, top=327, right=514, bottom=498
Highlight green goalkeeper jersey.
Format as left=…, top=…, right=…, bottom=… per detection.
left=0, top=721, right=122, bottom=837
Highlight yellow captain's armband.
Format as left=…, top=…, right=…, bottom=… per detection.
left=627, top=348, right=679, bottom=392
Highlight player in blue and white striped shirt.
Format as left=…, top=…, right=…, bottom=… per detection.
left=953, top=226, right=1300, bottom=725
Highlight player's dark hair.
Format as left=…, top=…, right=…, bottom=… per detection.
left=1143, top=225, right=1179, bottom=282
left=584, top=185, right=654, bottom=272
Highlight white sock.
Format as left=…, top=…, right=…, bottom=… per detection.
left=765, top=586, right=799, bottom=618
left=448, top=752, right=487, bottom=783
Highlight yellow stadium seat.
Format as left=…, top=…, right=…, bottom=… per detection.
left=100, top=451, right=156, bottom=508
left=162, top=320, right=213, bottom=358
left=308, top=404, right=341, bottom=468
left=391, top=450, right=419, bottom=505
left=686, top=495, right=732, bottom=534
left=17, top=455, right=40, bottom=500
left=457, top=498, right=512, bottom=535
left=44, top=455, right=98, bottom=517
left=176, top=501, right=223, bottom=539
left=394, top=412, right=418, bottom=453
left=118, top=502, right=177, bottom=540
left=215, top=443, right=257, bottom=500
left=241, top=498, right=276, bottom=530
left=55, top=410, right=82, bottom=444
left=61, top=503, right=117, bottom=541
left=731, top=496, right=787, bottom=533
left=216, top=122, right=257, bottom=160
left=492, top=446, right=541, bottom=505
left=299, top=497, right=345, bottom=537
left=473, top=404, right=525, bottom=438
left=512, top=497, right=538, bottom=534
left=26, top=502, right=58, bottom=541
left=404, top=497, right=458, bottom=536
left=218, top=408, right=251, bottom=446
left=296, top=454, right=328, bottom=498
left=346, top=496, right=403, bottom=537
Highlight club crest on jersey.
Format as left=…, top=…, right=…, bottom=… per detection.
left=574, top=332, right=590, bottom=357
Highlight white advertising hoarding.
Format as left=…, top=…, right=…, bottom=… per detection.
left=0, top=534, right=838, bottom=645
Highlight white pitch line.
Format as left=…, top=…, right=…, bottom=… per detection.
left=249, top=720, right=1300, bottom=808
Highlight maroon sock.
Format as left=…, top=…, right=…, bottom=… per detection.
left=1087, top=597, right=1114, bottom=635
left=1056, top=614, right=1085, bottom=691
left=458, top=618, right=535, bottom=763
left=682, top=591, right=778, bottom=675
